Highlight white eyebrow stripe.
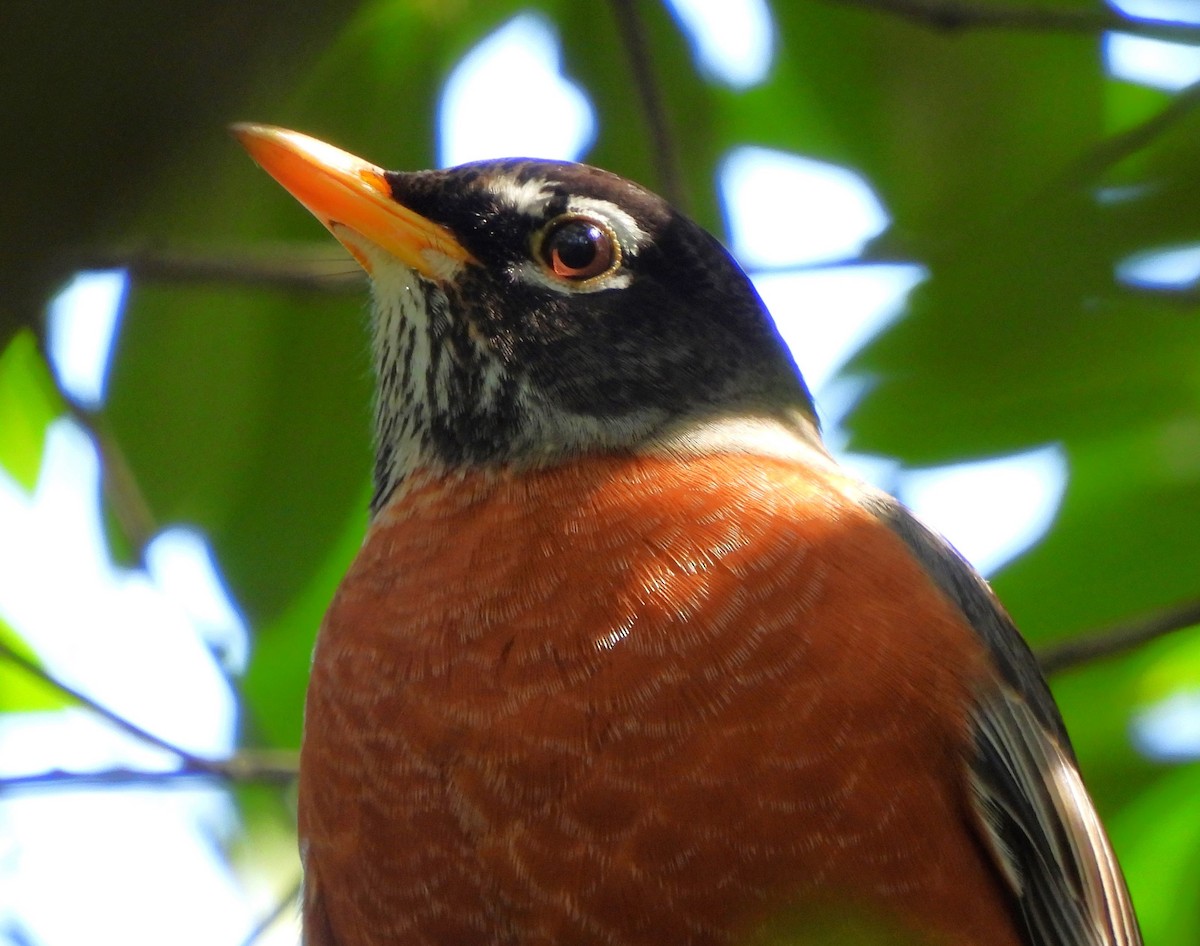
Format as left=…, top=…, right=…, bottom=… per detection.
left=489, top=177, right=650, bottom=257
left=491, top=177, right=554, bottom=217
left=566, top=197, right=648, bottom=254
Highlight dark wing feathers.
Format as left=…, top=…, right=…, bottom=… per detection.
left=970, top=689, right=1141, bottom=946
left=863, top=493, right=1142, bottom=946
left=860, top=493, right=1067, bottom=743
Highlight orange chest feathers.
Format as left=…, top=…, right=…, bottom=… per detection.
left=298, top=452, right=1017, bottom=946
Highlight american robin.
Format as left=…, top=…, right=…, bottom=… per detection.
left=234, top=124, right=1142, bottom=946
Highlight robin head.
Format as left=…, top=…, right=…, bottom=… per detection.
left=234, top=125, right=818, bottom=508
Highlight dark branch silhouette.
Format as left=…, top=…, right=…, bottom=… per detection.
left=239, top=878, right=303, bottom=946
left=1064, top=78, right=1200, bottom=184
left=0, top=754, right=298, bottom=794
left=0, top=635, right=213, bottom=768
left=72, top=245, right=366, bottom=294
left=608, top=0, right=688, bottom=212
left=65, top=401, right=160, bottom=562
left=1038, top=598, right=1200, bottom=675
left=0, top=632, right=299, bottom=796
left=830, top=0, right=1200, bottom=43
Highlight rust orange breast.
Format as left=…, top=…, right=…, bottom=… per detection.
left=298, top=452, right=1023, bottom=946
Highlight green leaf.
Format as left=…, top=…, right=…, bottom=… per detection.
left=0, top=330, right=63, bottom=491
left=1111, top=764, right=1200, bottom=946
left=0, top=618, right=71, bottom=713
left=242, top=486, right=368, bottom=749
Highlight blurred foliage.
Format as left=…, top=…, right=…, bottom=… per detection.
left=0, top=332, right=70, bottom=712
left=0, top=619, right=70, bottom=714
left=2, top=0, right=1200, bottom=943
left=0, top=332, right=60, bottom=493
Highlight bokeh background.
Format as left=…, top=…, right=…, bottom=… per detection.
left=3, top=1, right=1200, bottom=943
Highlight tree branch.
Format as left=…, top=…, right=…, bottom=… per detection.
left=1124, top=284, right=1200, bottom=306
left=0, top=635, right=215, bottom=767
left=1063, top=78, right=1200, bottom=186
left=0, top=626, right=300, bottom=795
left=240, top=878, right=303, bottom=946
left=72, top=245, right=366, bottom=294
left=66, top=401, right=160, bottom=561
left=746, top=248, right=914, bottom=275
left=27, top=324, right=161, bottom=562
left=0, top=752, right=298, bottom=794
left=608, top=0, right=688, bottom=212
left=1038, top=598, right=1200, bottom=675
left=829, top=0, right=1200, bottom=43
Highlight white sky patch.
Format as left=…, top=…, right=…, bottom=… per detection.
left=721, top=147, right=889, bottom=267
left=1104, top=0, right=1200, bottom=91
left=1117, top=242, right=1200, bottom=288
left=753, top=265, right=926, bottom=396
left=664, top=0, right=774, bottom=88
left=0, top=420, right=260, bottom=946
left=145, top=528, right=250, bottom=675
left=727, top=158, right=923, bottom=490
left=46, top=269, right=128, bottom=409
left=0, top=714, right=251, bottom=946
left=0, top=421, right=240, bottom=760
left=1106, top=33, right=1200, bottom=90
left=438, top=14, right=595, bottom=166
left=897, top=446, right=1068, bottom=576
left=1133, top=690, right=1200, bottom=762
left=1108, top=0, right=1200, bottom=20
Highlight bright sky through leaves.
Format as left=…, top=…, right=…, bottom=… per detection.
left=663, top=0, right=774, bottom=88
left=0, top=421, right=253, bottom=946
left=1118, top=243, right=1200, bottom=289
left=45, top=270, right=127, bottom=409
left=1105, top=0, right=1200, bottom=89
left=438, top=14, right=595, bottom=167
left=898, top=447, right=1069, bottom=575
left=721, top=147, right=889, bottom=266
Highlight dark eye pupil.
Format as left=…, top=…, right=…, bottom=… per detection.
left=554, top=223, right=600, bottom=269
left=542, top=217, right=616, bottom=280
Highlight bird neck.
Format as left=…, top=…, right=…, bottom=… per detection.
left=369, top=397, right=830, bottom=518
left=365, top=268, right=825, bottom=513
left=643, top=408, right=831, bottom=469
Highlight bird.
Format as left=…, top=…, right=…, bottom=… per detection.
left=234, top=123, right=1143, bottom=946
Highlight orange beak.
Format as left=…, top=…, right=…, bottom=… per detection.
left=231, top=123, right=473, bottom=278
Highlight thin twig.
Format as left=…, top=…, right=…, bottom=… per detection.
left=608, top=0, right=688, bottom=211
left=0, top=636, right=212, bottom=767
left=72, top=245, right=366, bottom=294
left=75, top=245, right=911, bottom=289
left=66, top=401, right=160, bottom=560
left=829, top=0, right=1200, bottom=43
left=0, top=753, right=299, bottom=794
left=1039, top=598, right=1200, bottom=675
left=1123, top=285, right=1200, bottom=306
left=1062, top=78, right=1200, bottom=185
left=239, top=878, right=303, bottom=946
left=28, top=327, right=160, bottom=561
left=746, top=249, right=913, bottom=275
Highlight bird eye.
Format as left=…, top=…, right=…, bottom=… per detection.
left=540, top=216, right=618, bottom=281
